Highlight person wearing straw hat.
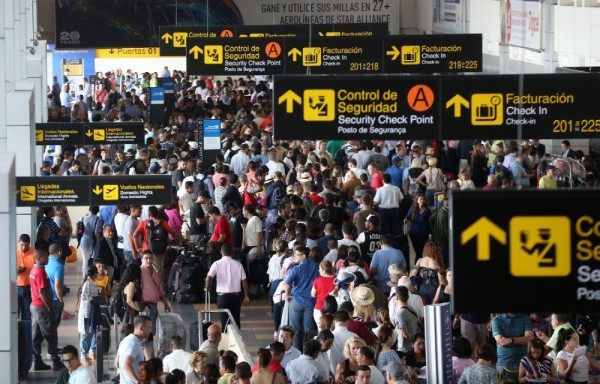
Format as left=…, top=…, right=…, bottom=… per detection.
left=351, top=285, right=377, bottom=324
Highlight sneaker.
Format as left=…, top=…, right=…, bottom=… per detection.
left=61, top=311, right=75, bottom=320
left=33, top=361, right=51, bottom=371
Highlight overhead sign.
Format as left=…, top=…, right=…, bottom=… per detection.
left=451, top=190, right=600, bottom=313
left=160, top=23, right=389, bottom=56
left=384, top=34, right=481, bottom=73
left=433, top=0, right=464, bottom=34
left=96, top=47, right=160, bottom=58
left=442, top=74, right=600, bottom=139
left=16, top=177, right=90, bottom=206
left=90, top=176, right=172, bottom=205
left=17, top=176, right=171, bottom=207
left=274, top=75, right=439, bottom=140
left=36, top=123, right=145, bottom=145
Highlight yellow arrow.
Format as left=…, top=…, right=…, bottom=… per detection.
left=461, top=217, right=507, bottom=261
left=386, top=45, right=400, bottom=61
left=188, top=45, right=203, bottom=60
left=92, top=185, right=103, bottom=195
left=445, top=94, right=470, bottom=118
left=161, top=33, right=172, bottom=44
left=86, top=130, right=93, bottom=137
left=288, top=48, right=302, bottom=62
left=277, top=90, right=302, bottom=113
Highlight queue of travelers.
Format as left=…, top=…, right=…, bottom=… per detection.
left=19, top=69, right=600, bottom=383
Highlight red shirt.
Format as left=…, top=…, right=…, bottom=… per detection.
left=371, top=172, right=384, bottom=189
left=29, top=264, right=50, bottom=307
left=308, top=192, right=325, bottom=207
left=251, top=359, right=284, bottom=373
left=313, top=276, right=335, bottom=310
left=347, top=318, right=377, bottom=346
left=211, top=215, right=232, bottom=248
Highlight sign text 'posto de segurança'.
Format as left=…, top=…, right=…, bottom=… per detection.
left=574, top=216, right=600, bottom=300
left=336, top=89, right=433, bottom=136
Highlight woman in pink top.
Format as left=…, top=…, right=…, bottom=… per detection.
left=452, top=337, right=475, bottom=382
left=311, top=260, right=336, bottom=330
left=164, top=196, right=183, bottom=240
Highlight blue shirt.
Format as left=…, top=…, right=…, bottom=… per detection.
left=491, top=313, right=532, bottom=368
left=99, top=205, right=116, bottom=227
left=41, top=217, right=62, bottom=245
left=285, top=259, right=319, bottom=308
left=370, top=247, right=407, bottom=294
left=385, top=165, right=404, bottom=188
left=46, top=256, right=64, bottom=301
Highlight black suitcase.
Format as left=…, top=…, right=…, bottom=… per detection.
left=99, top=304, right=111, bottom=354
left=18, top=319, right=32, bottom=380
left=169, top=254, right=207, bottom=303
left=162, top=246, right=182, bottom=296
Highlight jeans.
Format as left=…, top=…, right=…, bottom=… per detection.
left=289, top=298, right=316, bottom=352
left=123, top=250, right=133, bottom=264
left=144, top=302, right=159, bottom=335
left=17, top=286, right=32, bottom=320
left=418, top=284, right=438, bottom=305
left=80, top=318, right=97, bottom=355
left=52, top=300, right=64, bottom=328
left=425, top=188, right=435, bottom=208
left=269, top=280, right=283, bottom=332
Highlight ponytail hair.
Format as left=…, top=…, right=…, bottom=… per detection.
left=257, top=348, right=271, bottom=369
left=375, top=325, right=395, bottom=363
left=556, top=328, right=576, bottom=353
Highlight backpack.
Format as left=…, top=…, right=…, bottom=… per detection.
left=242, top=183, right=259, bottom=209
left=191, top=175, right=207, bottom=201
left=268, top=182, right=286, bottom=209
left=225, top=147, right=239, bottom=164
left=109, top=288, right=127, bottom=321
left=146, top=220, right=169, bottom=255
left=76, top=220, right=85, bottom=248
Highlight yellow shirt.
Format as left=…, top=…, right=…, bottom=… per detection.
left=538, top=175, right=557, bottom=190
left=94, top=275, right=111, bottom=302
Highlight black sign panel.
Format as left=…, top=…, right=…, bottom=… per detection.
left=451, top=190, right=600, bottom=313
left=35, top=124, right=85, bottom=146
left=384, top=34, right=482, bottom=73
left=186, top=38, right=290, bottom=75
left=442, top=73, right=600, bottom=139
left=36, top=123, right=145, bottom=145
left=273, top=75, right=439, bottom=140
left=16, top=177, right=91, bottom=207
left=90, top=176, right=172, bottom=205
left=16, top=176, right=172, bottom=207
left=160, top=23, right=388, bottom=56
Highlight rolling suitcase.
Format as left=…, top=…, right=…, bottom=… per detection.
left=18, top=319, right=32, bottom=380
left=191, top=291, right=213, bottom=351
left=156, top=312, right=187, bottom=358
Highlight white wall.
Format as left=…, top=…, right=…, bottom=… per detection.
left=94, top=57, right=186, bottom=77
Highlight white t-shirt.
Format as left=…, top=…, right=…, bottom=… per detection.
left=117, top=334, right=145, bottom=384
left=557, top=349, right=589, bottom=382
left=68, top=364, right=96, bottom=384
left=244, top=215, right=263, bottom=248
left=163, top=349, right=193, bottom=374
left=114, top=212, right=129, bottom=249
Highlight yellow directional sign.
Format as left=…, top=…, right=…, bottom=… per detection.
left=303, top=90, right=335, bottom=121
left=173, top=32, right=187, bottom=47
left=96, top=47, right=160, bottom=58
left=288, top=48, right=301, bottom=62
left=386, top=45, right=400, bottom=61
left=19, top=186, right=36, bottom=201
left=204, top=45, right=223, bottom=64
left=277, top=90, right=302, bottom=113
left=445, top=94, right=470, bottom=118
left=188, top=45, right=203, bottom=60
left=161, top=33, right=172, bottom=44
left=401, top=46, right=420, bottom=65
left=103, top=185, right=119, bottom=201
left=36, top=130, right=44, bottom=142
left=85, top=130, right=93, bottom=138
left=461, top=216, right=507, bottom=261
left=510, top=216, right=571, bottom=277
left=303, top=48, right=322, bottom=66
left=471, top=93, right=503, bottom=125
left=92, top=185, right=102, bottom=195
left=93, top=129, right=105, bottom=141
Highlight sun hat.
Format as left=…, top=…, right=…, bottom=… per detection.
left=350, top=285, right=375, bottom=306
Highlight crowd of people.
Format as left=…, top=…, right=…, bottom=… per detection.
left=18, top=68, right=600, bottom=383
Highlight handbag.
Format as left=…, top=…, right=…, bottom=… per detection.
left=433, top=168, right=446, bottom=192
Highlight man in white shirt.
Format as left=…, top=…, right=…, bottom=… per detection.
left=117, top=315, right=152, bottom=384
left=230, top=143, right=251, bottom=176
left=278, top=325, right=302, bottom=368
left=163, top=335, right=193, bottom=374
left=328, top=311, right=358, bottom=373
left=373, top=174, right=403, bottom=236
left=61, top=344, right=96, bottom=384
left=286, top=339, right=329, bottom=384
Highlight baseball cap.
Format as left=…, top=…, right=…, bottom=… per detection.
left=366, top=214, right=380, bottom=226
left=264, top=174, right=274, bottom=184
left=392, top=155, right=401, bottom=163
left=126, top=149, right=136, bottom=157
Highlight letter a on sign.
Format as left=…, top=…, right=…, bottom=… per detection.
left=265, top=42, right=282, bottom=59
left=407, top=84, right=434, bottom=112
